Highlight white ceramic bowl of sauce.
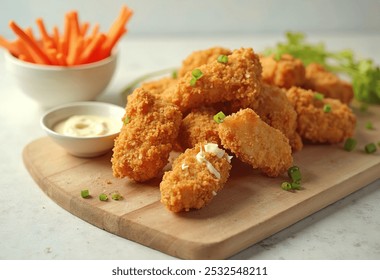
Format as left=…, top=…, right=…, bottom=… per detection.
left=41, top=101, right=125, bottom=157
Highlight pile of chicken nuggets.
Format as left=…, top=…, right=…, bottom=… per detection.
left=111, top=46, right=356, bottom=213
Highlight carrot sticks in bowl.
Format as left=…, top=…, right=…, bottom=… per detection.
left=0, top=5, right=133, bottom=66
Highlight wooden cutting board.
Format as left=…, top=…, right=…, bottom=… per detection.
left=23, top=104, right=380, bottom=260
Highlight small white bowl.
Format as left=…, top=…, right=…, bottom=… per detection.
left=5, top=51, right=118, bottom=108
left=41, top=101, right=125, bottom=158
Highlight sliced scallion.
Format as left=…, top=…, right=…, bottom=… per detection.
left=314, top=92, right=324, bottom=100
left=217, top=55, right=228, bottom=64
left=323, top=104, right=332, bottom=113
left=213, top=111, right=226, bottom=124
left=99, top=193, right=108, bottom=201
left=343, top=138, right=357, bottom=152
left=365, top=143, right=377, bottom=154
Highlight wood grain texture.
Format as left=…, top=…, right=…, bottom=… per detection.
left=23, top=104, right=380, bottom=259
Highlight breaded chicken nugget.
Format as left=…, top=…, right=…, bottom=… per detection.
left=112, top=88, right=182, bottom=182
left=141, top=77, right=177, bottom=102
left=160, top=142, right=232, bottom=212
left=251, top=83, right=303, bottom=151
left=169, top=48, right=262, bottom=112
left=303, top=63, right=354, bottom=104
left=260, top=54, right=306, bottom=89
left=178, top=46, right=232, bottom=78
left=218, top=108, right=293, bottom=177
left=178, top=107, right=221, bottom=150
left=286, top=87, right=356, bottom=144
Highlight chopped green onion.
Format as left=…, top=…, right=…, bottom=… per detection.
left=323, top=104, right=332, bottom=113
left=365, top=121, right=374, bottom=130
left=287, top=166, right=301, bottom=183
left=364, top=143, right=377, bottom=154
left=290, top=181, right=301, bottom=190
left=314, top=92, right=324, bottom=100
left=281, top=182, right=292, bottom=191
left=213, top=111, right=226, bottom=124
left=189, top=69, right=203, bottom=87
left=172, top=70, right=178, bottom=79
left=189, top=77, right=197, bottom=87
left=111, top=193, right=123, bottom=200
left=99, top=193, right=108, bottom=201
left=124, top=116, right=130, bottom=125
left=343, top=138, right=357, bottom=151
left=191, top=69, right=203, bottom=79
left=217, top=55, right=228, bottom=64
left=81, top=189, right=90, bottom=198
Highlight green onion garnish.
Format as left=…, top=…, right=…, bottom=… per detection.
left=365, top=143, right=377, bottom=154
left=172, top=70, right=178, bottom=79
left=190, top=68, right=203, bottom=86
left=314, top=92, right=324, bottom=100
left=365, top=121, right=374, bottom=130
left=343, top=138, right=357, bottom=151
left=99, top=193, right=108, bottom=201
left=323, top=104, right=332, bottom=113
left=111, top=193, right=123, bottom=200
left=81, top=189, right=90, bottom=198
left=290, top=181, right=301, bottom=190
left=287, top=166, right=301, bottom=182
left=217, top=55, right=228, bottom=64
left=281, top=182, right=292, bottom=191
left=191, top=69, right=203, bottom=79
left=124, top=116, right=130, bottom=125
left=213, top=111, right=226, bottom=124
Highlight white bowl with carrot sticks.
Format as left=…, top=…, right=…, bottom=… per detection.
left=1, top=5, right=132, bottom=107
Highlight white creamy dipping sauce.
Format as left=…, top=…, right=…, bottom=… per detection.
left=53, top=115, right=121, bottom=137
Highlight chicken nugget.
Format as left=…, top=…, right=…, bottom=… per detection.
left=178, top=107, right=221, bottom=150
left=170, top=48, right=262, bottom=112
left=160, top=142, right=232, bottom=212
left=260, top=54, right=306, bottom=89
left=286, top=86, right=356, bottom=144
left=178, top=46, right=232, bottom=78
left=218, top=108, right=293, bottom=177
left=112, top=88, right=182, bottom=182
left=251, top=83, right=303, bottom=151
left=141, top=76, right=177, bottom=102
left=303, top=63, right=354, bottom=104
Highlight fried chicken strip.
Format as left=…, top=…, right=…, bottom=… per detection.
left=260, top=54, right=306, bottom=89
left=218, top=108, right=293, bottom=177
left=112, top=88, right=182, bottom=182
left=160, top=142, right=232, bottom=212
left=178, top=107, right=221, bottom=150
left=251, top=83, right=303, bottom=152
left=169, top=48, right=262, bottom=112
left=178, top=46, right=232, bottom=78
left=286, top=86, right=356, bottom=143
left=303, top=63, right=354, bottom=104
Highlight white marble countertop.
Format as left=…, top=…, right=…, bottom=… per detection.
left=0, top=34, right=379, bottom=260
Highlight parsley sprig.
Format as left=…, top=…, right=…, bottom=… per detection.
left=263, top=32, right=380, bottom=104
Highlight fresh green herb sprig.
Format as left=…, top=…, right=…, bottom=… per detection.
left=263, top=32, right=380, bottom=104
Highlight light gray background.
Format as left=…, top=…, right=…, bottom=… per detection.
left=1, top=0, right=379, bottom=39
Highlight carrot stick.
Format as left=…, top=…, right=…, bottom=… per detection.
left=103, top=6, right=132, bottom=56
left=80, top=22, right=90, bottom=37
left=62, top=12, right=71, bottom=57
left=56, top=52, right=67, bottom=66
left=0, top=36, right=19, bottom=55
left=8, top=20, right=51, bottom=64
left=52, top=26, right=60, bottom=48
left=46, top=48, right=59, bottom=65
left=78, top=33, right=106, bottom=64
left=15, top=39, right=34, bottom=62
left=67, top=36, right=83, bottom=66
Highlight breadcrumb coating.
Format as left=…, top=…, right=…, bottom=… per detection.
left=111, top=88, right=182, bottom=182
left=251, top=83, right=303, bottom=152
left=178, top=107, right=221, bottom=150
left=170, top=48, right=262, bottom=112
left=140, top=77, right=177, bottom=102
left=218, top=108, right=293, bottom=177
left=160, top=142, right=232, bottom=212
left=178, top=46, right=232, bottom=78
left=260, top=54, right=306, bottom=89
left=286, top=86, right=356, bottom=144
left=304, top=63, right=354, bottom=104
